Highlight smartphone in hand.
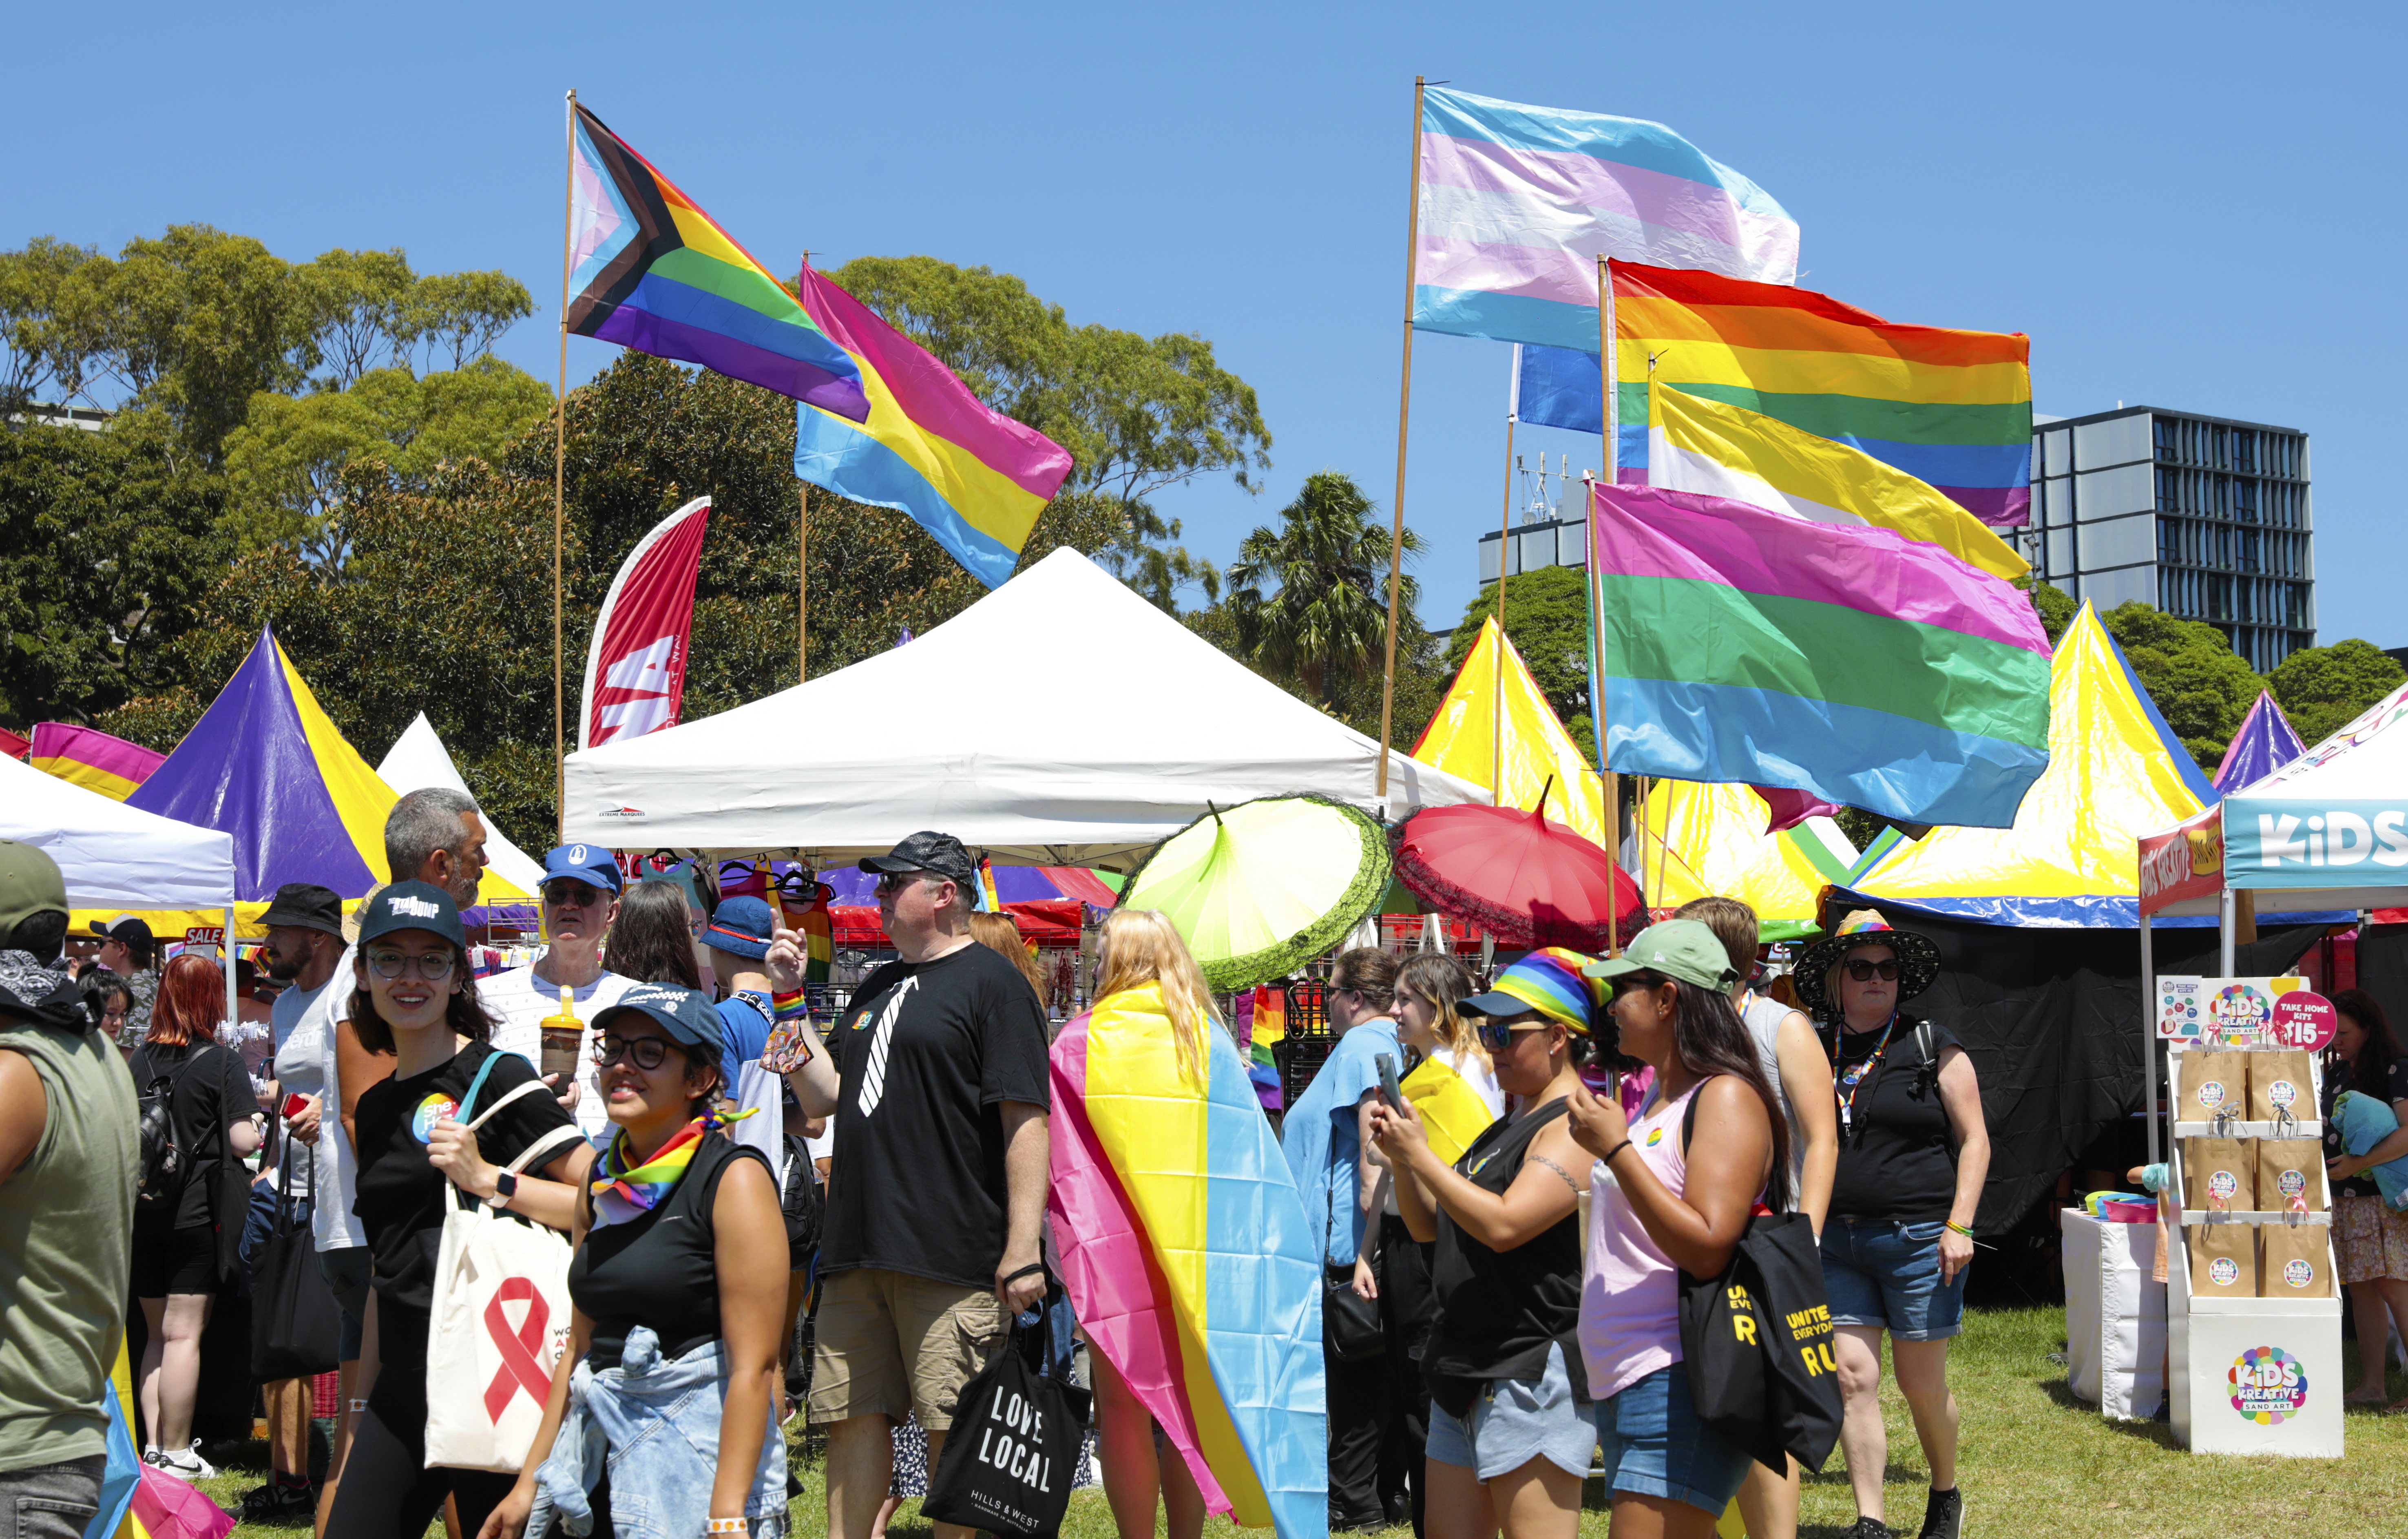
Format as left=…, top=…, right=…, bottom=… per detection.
left=1376, top=1053, right=1403, bottom=1112
left=279, top=1092, right=310, bottom=1120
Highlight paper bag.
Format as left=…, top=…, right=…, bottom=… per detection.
left=2259, top=1222, right=2333, bottom=1298
left=2250, top=1049, right=2314, bottom=1124
left=2181, top=1137, right=2254, bottom=1212
left=2257, top=1139, right=2326, bottom=1214
left=2179, top=1051, right=2247, bottom=1121
left=2187, top=1221, right=2256, bottom=1297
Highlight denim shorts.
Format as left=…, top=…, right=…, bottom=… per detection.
left=1820, top=1218, right=1966, bottom=1340
left=1425, top=1344, right=1597, bottom=1482
left=1593, top=1364, right=1753, bottom=1516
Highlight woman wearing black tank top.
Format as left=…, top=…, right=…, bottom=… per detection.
left=478, top=984, right=791, bottom=1539
left=1367, top=951, right=1603, bottom=1539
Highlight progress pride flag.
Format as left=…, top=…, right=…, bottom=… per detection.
left=579, top=496, right=712, bottom=750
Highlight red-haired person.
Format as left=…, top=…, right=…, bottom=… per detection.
left=127, top=952, right=263, bottom=1479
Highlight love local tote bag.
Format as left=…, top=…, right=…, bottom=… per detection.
left=923, top=1318, right=1091, bottom=1539
left=422, top=1071, right=587, bottom=1473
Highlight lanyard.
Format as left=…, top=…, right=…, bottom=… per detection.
left=1829, top=1013, right=1899, bottom=1132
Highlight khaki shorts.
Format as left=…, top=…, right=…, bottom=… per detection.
left=808, top=1267, right=1005, bottom=1431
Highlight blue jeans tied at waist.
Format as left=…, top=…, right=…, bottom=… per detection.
left=525, top=1326, right=787, bottom=1539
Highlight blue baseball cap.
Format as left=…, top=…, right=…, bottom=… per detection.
left=593, top=983, right=725, bottom=1079
left=539, top=843, right=622, bottom=895
left=703, top=896, right=774, bottom=961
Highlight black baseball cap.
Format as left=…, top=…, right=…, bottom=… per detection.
left=91, top=914, right=154, bottom=949
left=258, top=882, right=345, bottom=939
left=355, top=881, right=468, bottom=951
left=857, top=831, right=977, bottom=889
left=594, top=983, right=727, bottom=1078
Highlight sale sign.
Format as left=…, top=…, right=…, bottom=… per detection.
left=2269, top=991, right=2338, bottom=1052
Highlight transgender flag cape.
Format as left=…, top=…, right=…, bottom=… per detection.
left=1048, top=986, right=1325, bottom=1538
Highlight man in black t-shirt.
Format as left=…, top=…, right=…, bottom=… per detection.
left=786, top=832, right=1048, bottom=1539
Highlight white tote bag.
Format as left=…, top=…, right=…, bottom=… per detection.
left=422, top=1075, right=588, bottom=1473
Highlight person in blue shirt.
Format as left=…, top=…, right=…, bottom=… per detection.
left=1280, top=947, right=1404, bottom=1533
left=702, top=898, right=779, bottom=1065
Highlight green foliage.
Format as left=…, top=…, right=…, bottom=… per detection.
left=0, top=415, right=228, bottom=727
left=2098, top=602, right=2266, bottom=769
left=1224, top=472, right=1422, bottom=710
left=0, top=237, right=102, bottom=415
left=2268, top=637, right=2406, bottom=747
left=2018, top=577, right=2077, bottom=646
left=1444, top=564, right=1594, bottom=736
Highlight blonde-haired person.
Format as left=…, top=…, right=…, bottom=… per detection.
left=969, top=911, right=1052, bottom=1017
left=1672, top=897, right=1837, bottom=1539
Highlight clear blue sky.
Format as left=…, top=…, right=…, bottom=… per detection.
left=11, top=2, right=2401, bottom=652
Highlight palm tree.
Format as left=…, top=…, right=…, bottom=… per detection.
left=1224, top=471, right=1421, bottom=709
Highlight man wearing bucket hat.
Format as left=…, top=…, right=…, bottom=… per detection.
left=1792, top=911, right=1987, bottom=1539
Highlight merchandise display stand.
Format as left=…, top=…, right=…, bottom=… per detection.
left=2162, top=1027, right=2344, bottom=1456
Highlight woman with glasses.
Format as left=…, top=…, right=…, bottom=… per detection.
left=1790, top=913, right=1986, bottom=1539
left=479, top=983, right=789, bottom=1538
left=324, top=883, right=596, bottom=1539
left=1364, top=950, right=1603, bottom=1539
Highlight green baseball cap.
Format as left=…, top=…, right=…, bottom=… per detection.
left=1583, top=919, right=1737, bottom=993
left=0, top=840, right=69, bottom=936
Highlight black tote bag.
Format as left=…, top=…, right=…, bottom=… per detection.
left=249, top=1154, right=343, bottom=1382
left=922, top=1317, right=1091, bottom=1539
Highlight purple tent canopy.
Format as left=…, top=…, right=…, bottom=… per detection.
left=2212, top=690, right=2307, bottom=793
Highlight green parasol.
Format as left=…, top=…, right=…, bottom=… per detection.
left=1117, top=793, right=1392, bottom=990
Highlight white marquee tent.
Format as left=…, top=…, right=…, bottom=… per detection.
left=0, top=749, right=236, bottom=910
left=378, top=713, right=549, bottom=896
left=561, top=548, right=1486, bottom=865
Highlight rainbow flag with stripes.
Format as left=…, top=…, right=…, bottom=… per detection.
left=568, top=104, right=867, bottom=420
left=794, top=268, right=1073, bottom=588
left=1594, top=482, right=2051, bottom=830
left=29, top=722, right=163, bottom=802
left=1413, top=87, right=1798, bottom=352
left=1049, top=985, right=1324, bottom=1538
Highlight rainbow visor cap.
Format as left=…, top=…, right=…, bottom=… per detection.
left=1583, top=920, right=1738, bottom=993
left=1459, top=946, right=1606, bottom=1035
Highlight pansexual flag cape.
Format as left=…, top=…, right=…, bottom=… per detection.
left=794, top=268, right=1074, bottom=589
left=1414, top=87, right=1798, bottom=352
left=29, top=722, right=164, bottom=802
left=568, top=104, right=867, bottom=420
left=1049, top=985, right=1324, bottom=1538
left=1593, top=483, right=2052, bottom=831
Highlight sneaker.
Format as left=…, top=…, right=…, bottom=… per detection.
left=1917, top=1487, right=1964, bottom=1539
left=1842, top=1519, right=1893, bottom=1539
left=237, top=1477, right=316, bottom=1523
left=152, top=1441, right=216, bottom=1481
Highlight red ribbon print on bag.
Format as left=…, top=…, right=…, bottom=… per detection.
left=482, top=1277, right=554, bottom=1421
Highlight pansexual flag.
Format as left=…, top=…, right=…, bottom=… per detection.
left=567, top=104, right=867, bottom=420
left=794, top=268, right=1074, bottom=589
left=1049, top=984, right=1325, bottom=1539
left=1593, top=483, right=2052, bottom=831
left=29, top=722, right=165, bottom=802
left=1651, top=385, right=2028, bottom=583
left=1413, top=87, right=1798, bottom=352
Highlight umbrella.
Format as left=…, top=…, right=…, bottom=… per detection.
left=1117, top=793, right=1391, bottom=990
left=1392, top=778, right=1644, bottom=952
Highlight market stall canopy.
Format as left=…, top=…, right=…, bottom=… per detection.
left=2143, top=680, right=2408, bottom=918
left=1412, top=616, right=1611, bottom=847
left=1631, top=779, right=1866, bottom=941
left=377, top=713, right=549, bottom=898
left=126, top=628, right=531, bottom=906
left=1845, top=603, right=2217, bottom=926
left=2211, top=690, right=2306, bottom=793
left=0, top=750, right=235, bottom=910
left=560, top=548, right=1486, bottom=863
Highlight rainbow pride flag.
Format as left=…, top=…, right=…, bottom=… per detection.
left=568, top=104, right=867, bottom=420
left=29, top=723, right=164, bottom=802
left=1593, top=482, right=2052, bottom=830
left=1049, top=985, right=1323, bottom=1538
left=794, top=268, right=1073, bottom=588
left=1413, top=87, right=1797, bottom=352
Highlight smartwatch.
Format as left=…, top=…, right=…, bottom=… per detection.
left=492, top=1170, right=520, bottom=1207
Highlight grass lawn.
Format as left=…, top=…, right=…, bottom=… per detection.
left=198, top=1305, right=2408, bottom=1537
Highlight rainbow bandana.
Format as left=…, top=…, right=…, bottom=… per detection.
left=1465, top=947, right=1605, bottom=1035
left=588, top=1108, right=753, bottom=1228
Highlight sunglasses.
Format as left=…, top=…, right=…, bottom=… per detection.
left=1474, top=1017, right=1553, bottom=1052
left=873, top=871, right=935, bottom=896
left=592, top=1034, right=686, bottom=1070
left=541, top=880, right=606, bottom=907
left=1844, top=958, right=1902, bottom=982
left=364, top=949, right=457, bottom=981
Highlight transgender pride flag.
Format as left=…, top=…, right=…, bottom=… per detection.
left=1413, top=88, right=1798, bottom=352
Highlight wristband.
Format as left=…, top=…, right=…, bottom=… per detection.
left=771, top=988, right=809, bottom=1021
left=1599, top=1139, right=1633, bottom=1168
left=708, top=1520, right=749, bottom=1535
left=1945, top=1220, right=1974, bottom=1237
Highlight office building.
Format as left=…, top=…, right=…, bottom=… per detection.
left=2025, top=405, right=2313, bottom=671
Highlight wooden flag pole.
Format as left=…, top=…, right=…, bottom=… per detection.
left=1494, top=347, right=1519, bottom=807
left=1377, top=74, right=1427, bottom=805
left=554, top=88, right=577, bottom=838
left=797, top=252, right=811, bottom=684
left=1594, top=255, right=1620, bottom=952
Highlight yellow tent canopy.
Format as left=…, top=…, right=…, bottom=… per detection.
left=1411, top=617, right=1612, bottom=847
left=1630, top=780, right=1863, bottom=941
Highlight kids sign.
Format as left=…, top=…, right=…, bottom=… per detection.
left=2156, top=975, right=2309, bottom=1042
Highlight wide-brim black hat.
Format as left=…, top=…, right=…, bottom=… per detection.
left=1792, top=909, right=1941, bottom=1013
